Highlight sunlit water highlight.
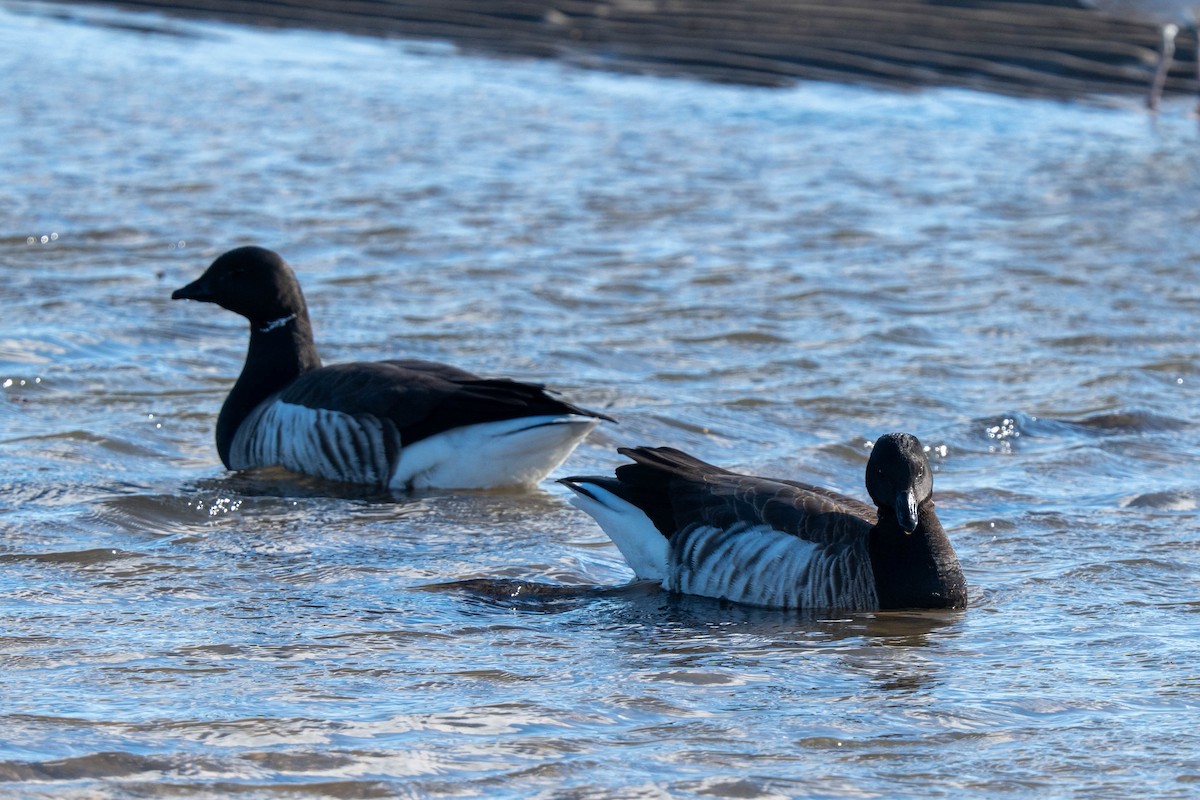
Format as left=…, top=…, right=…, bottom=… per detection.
left=1, top=1, right=1199, bottom=797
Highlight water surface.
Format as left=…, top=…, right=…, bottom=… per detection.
left=1, top=2, right=1198, bottom=797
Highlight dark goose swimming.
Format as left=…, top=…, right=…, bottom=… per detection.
left=172, top=246, right=611, bottom=490
left=559, top=433, right=967, bottom=610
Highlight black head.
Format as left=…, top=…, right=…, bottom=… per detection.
left=865, top=432, right=933, bottom=533
left=172, top=246, right=307, bottom=326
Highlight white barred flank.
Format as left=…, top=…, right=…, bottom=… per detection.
left=229, top=398, right=396, bottom=485
left=669, top=523, right=879, bottom=610
left=230, top=399, right=599, bottom=489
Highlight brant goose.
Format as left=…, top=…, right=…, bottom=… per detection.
left=559, top=434, right=967, bottom=610
left=172, top=246, right=611, bottom=490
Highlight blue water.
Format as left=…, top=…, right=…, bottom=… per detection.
left=1, top=1, right=1198, bottom=797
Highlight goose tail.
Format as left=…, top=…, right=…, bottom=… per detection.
left=558, top=476, right=669, bottom=581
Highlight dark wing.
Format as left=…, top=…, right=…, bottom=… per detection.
left=607, top=446, right=876, bottom=546
left=277, top=360, right=612, bottom=446
left=377, top=359, right=481, bottom=383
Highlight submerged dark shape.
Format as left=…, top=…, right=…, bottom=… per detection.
left=172, top=246, right=611, bottom=490
left=560, top=433, right=967, bottom=611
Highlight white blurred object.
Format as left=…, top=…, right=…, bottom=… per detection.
left=1083, top=0, right=1199, bottom=109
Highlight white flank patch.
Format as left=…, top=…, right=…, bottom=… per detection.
left=563, top=482, right=669, bottom=581
left=670, top=524, right=878, bottom=610
left=391, top=415, right=599, bottom=490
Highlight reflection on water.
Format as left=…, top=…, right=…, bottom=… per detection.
left=2, top=1, right=1199, bottom=797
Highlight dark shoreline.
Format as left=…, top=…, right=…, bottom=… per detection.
left=50, top=0, right=1200, bottom=100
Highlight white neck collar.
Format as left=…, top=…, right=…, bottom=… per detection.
left=256, top=313, right=297, bottom=334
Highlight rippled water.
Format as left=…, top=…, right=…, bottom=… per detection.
left=2, top=1, right=1199, bottom=797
